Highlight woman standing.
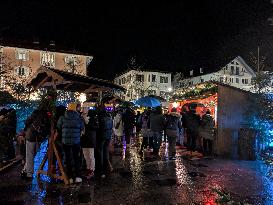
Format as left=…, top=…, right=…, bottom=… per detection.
left=81, top=109, right=98, bottom=179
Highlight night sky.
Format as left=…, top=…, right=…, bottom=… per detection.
left=0, top=0, right=273, bottom=79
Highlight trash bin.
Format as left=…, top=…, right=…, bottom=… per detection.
left=238, top=128, right=256, bottom=160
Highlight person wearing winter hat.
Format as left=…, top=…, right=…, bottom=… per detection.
left=57, top=102, right=84, bottom=184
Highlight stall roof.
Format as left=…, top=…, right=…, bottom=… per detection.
left=26, top=67, right=126, bottom=93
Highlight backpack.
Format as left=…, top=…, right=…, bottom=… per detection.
left=166, top=115, right=178, bottom=130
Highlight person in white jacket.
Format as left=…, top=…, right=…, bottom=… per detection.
left=113, top=109, right=124, bottom=148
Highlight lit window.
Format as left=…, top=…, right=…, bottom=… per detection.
left=15, top=49, right=29, bottom=61
left=41, top=51, right=55, bottom=67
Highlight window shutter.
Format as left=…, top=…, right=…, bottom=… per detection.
left=15, top=49, right=19, bottom=60
left=24, top=67, right=30, bottom=77
left=25, top=51, right=29, bottom=61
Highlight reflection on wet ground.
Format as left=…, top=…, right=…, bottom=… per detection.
left=0, top=144, right=273, bottom=205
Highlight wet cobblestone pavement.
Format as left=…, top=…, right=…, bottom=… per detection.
left=0, top=145, right=273, bottom=205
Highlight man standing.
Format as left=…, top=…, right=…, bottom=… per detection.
left=122, top=107, right=135, bottom=147
left=57, top=102, right=84, bottom=184
left=165, top=108, right=182, bottom=160
left=186, top=104, right=201, bottom=152
left=150, top=106, right=164, bottom=157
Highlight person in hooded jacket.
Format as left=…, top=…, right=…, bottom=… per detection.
left=57, top=103, right=84, bottom=184
left=165, top=107, right=182, bottom=160
left=150, top=106, right=165, bottom=156
left=21, top=109, right=49, bottom=179
left=199, top=110, right=215, bottom=156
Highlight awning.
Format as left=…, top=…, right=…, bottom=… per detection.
left=25, top=67, right=126, bottom=93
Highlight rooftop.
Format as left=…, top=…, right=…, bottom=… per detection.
left=0, top=39, right=93, bottom=57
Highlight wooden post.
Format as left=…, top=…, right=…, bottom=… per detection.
left=37, top=80, right=69, bottom=184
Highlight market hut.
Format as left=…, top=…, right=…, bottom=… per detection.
left=171, top=82, right=256, bottom=159
left=25, top=66, right=125, bottom=184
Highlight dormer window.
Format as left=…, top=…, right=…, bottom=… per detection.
left=41, top=51, right=55, bottom=67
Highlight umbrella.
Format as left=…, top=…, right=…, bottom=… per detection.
left=135, top=96, right=161, bottom=108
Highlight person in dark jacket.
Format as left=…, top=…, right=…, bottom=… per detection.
left=165, top=108, right=182, bottom=160
left=96, top=109, right=113, bottom=178
left=199, top=110, right=215, bottom=155
left=81, top=109, right=98, bottom=179
left=186, top=104, right=201, bottom=152
left=150, top=106, right=164, bottom=156
left=122, top=107, right=135, bottom=146
left=21, top=109, right=49, bottom=179
left=51, top=105, right=66, bottom=173
left=57, top=102, right=84, bottom=184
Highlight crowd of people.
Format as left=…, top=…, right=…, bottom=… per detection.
left=19, top=102, right=215, bottom=184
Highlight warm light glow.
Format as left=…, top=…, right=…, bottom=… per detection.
left=78, top=93, right=86, bottom=103
left=172, top=102, right=179, bottom=108
left=168, top=87, right=172, bottom=92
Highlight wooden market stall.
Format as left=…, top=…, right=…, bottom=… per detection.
left=26, top=66, right=125, bottom=184
left=171, top=82, right=256, bottom=159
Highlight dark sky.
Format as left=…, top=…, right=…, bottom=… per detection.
left=0, top=0, right=273, bottom=79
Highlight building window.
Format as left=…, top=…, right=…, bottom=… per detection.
left=15, top=49, right=29, bottom=61
left=231, top=66, right=234, bottom=74
left=220, top=77, right=224, bottom=83
left=65, top=55, right=79, bottom=66
left=230, top=78, right=233, bottom=83
left=152, top=74, right=156, bottom=82
left=136, top=74, right=144, bottom=82
left=200, top=67, right=203, bottom=74
left=122, top=77, right=126, bottom=84
left=14, top=66, right=29, bottom=77
left=119, top=79, right=121, bottom=85
left=160, top=76, right=168, bottom=83
left=148, top=90, right=156, bottom=95
left=241, top=79, right=249, bottom=84
left=41, top=51, right=55, bottom=67
left=126, top=75, right=131, bottom=83
left=236, top=67, right=239, bottom=75
left=148, top=75, right=150, bottom=82
left=236, top=78, right=239, bottom=83
left=200, top=78, right=204, bottom=83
